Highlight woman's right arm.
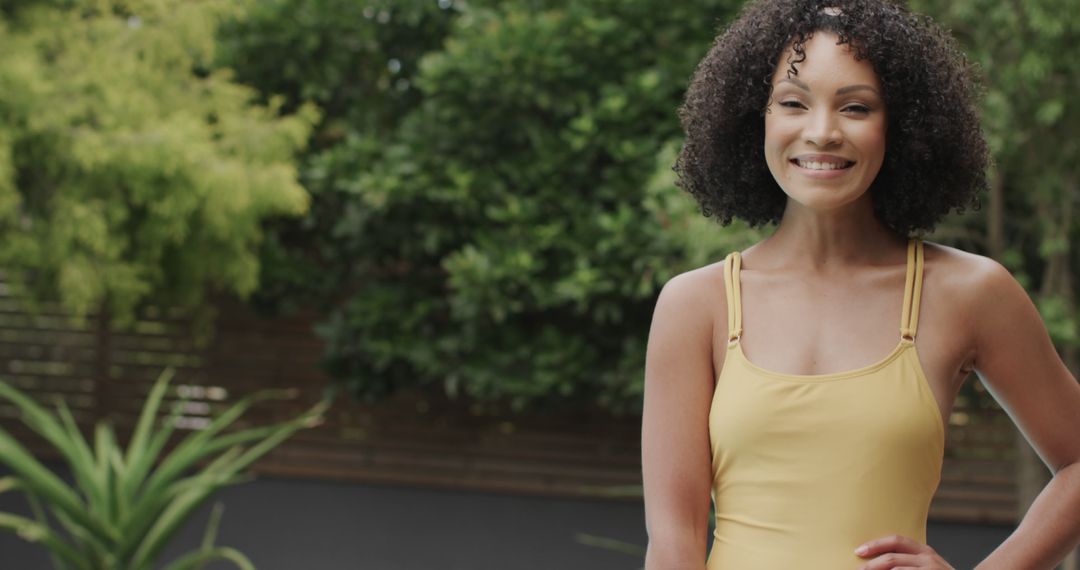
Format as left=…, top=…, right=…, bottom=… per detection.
left=642, top=270, right=721, bottom=569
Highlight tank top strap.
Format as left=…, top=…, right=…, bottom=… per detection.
left=724, top=251, right=743, bottom=344
left=899, top=238, right=925, bottom=342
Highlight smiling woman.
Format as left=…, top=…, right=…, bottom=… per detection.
left=672, top=0, right=987, bottom=237
left=642, top=0, right=1080, bottom=569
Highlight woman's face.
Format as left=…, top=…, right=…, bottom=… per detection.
left=764, top=32, right=887, bottom=213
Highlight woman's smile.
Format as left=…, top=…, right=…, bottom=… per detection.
left=789, top=154, right=856, bottom=178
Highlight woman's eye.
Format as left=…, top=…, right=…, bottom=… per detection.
left=779, top=101, right=805, bottom=109
left=843, top=105, right=871, bottom=114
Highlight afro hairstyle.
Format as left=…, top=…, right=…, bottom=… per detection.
left=672, top=0, right=988, bottom=236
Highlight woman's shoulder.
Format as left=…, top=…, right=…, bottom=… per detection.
left=653, top=256, right=736, bottom=349
left=656, top=262, right=724, bottom=313
left=922, top=239, right=1021, bottom=314
left=657, top=254, right=734, bottom=310
left=922, top=239, right=1013, bottom=288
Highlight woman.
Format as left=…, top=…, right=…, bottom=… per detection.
left=641, top=0, right=1080, bottom=568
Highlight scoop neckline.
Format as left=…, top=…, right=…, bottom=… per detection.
left=729, top=338, right=914, bottom=382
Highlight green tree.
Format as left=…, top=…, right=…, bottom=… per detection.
left=224, top=0, right=760, bottom=412
left=215, top=0, right=458, bottom=313
left=0, top=0, right=318, bottom=328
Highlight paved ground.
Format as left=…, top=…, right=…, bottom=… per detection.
left=0, top=471, right=1014, bottom=569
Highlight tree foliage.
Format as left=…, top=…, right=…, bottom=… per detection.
left=224, top=0, right=761, bottom=412
left=215, top=0, right=458, bottom=313
left=0, top=0, right=318, bottom=327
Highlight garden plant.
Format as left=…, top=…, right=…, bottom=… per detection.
left=0, top=367, right=329, bottom=570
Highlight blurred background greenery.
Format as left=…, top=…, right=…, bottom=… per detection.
left=0, top=0, right=1075, bottom=413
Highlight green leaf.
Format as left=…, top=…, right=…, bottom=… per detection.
left=0, top=512, right=89, bottom=570
left=1035, top=100, right=1064, bottom=126
left=94, top=422, right=121, bottom=525
left=200, top=502, right=225, bottom=553
left=53, top=397, right=108, bottom=516
left=163, top=546, right=255, bottom=570
left=123, top=367, right=177, bottom=494
left=0, top=476, right=20, bottom=496
left=123, top=391, right=190, bottom=508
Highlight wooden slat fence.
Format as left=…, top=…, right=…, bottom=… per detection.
left=0, top=279, right=1019, bottom=524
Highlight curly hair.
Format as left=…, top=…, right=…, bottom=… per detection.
left=673, top=0, right=988, bottom=236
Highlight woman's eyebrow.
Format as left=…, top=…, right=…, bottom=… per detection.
left=778, top=77, right=811, bottom=91
left=777, top=78, right=881, bottom=96
left=836, top=84, right=880, bottom=96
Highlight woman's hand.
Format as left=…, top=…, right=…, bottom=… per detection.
left=854, top=534, right=955, bottom=569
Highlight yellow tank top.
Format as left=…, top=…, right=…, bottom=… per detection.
left=707, top=238, right=945, bottom=569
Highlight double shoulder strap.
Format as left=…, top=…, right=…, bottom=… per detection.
left=722, top=238, right=924, bottom=345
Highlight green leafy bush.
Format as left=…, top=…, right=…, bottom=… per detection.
left=225, top=0, right=760, bottom=413
left=0, top=0, right=319, bottom=328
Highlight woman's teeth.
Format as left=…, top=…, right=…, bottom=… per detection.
left=794, top=159, right=853, bottom=170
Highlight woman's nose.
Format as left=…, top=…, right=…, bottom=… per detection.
left=804, top=109, right=842, bottom=147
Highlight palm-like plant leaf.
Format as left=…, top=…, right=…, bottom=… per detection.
left=0, top=367, right=330, bottom=570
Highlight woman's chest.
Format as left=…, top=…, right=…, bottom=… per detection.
left=710, top=267, right=975, bottom=428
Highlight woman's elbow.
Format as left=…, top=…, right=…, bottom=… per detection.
left=643, top=524, right=708, bottom=569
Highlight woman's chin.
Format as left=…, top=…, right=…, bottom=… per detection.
left=782, top=189, right=870, bottom=213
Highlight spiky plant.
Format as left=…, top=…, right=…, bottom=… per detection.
left=0, top=367, right=329, bottom=569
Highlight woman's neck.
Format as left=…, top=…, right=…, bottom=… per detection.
left=748, top=196, right=908, bottom=271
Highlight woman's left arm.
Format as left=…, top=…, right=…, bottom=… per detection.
left=857, top=256, right=1080, bottom=570
left=965, top=258, right=1080, bottom=569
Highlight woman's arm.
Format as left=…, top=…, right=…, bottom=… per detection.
left=642, top=270, right=719, bottom=570
left=857, top=255, right=1080, bottom=570
left=968, top=258, right=1080, bottom=569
